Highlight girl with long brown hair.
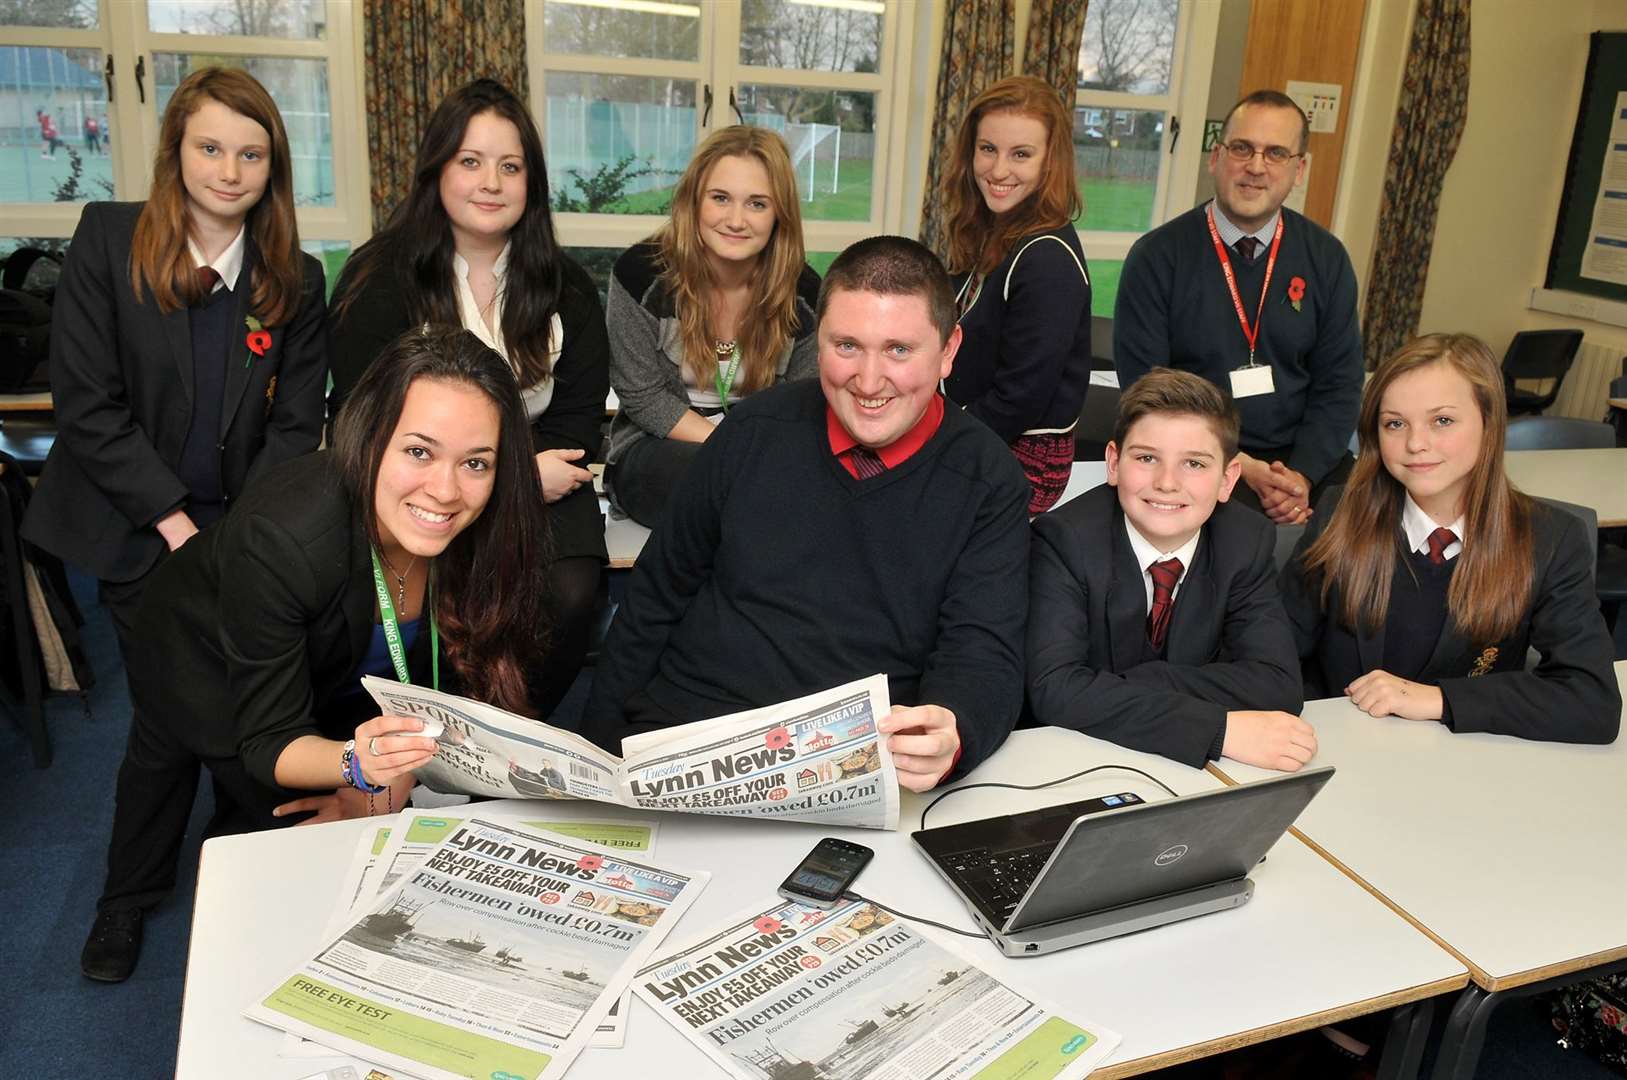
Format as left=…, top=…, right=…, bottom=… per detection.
left=603, top=125, right=821, bottom=529
left=22, top=60, right=327, bottom=821
left=328, top=78, right=605, bottom=716
left=940, top=75, right=1092, bottom=514
left=1281, top=333, right=1618, bottom=743
left=80, top=328, right=551, bottom=984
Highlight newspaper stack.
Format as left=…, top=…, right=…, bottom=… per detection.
left=636, top=896, right=1121, bottom=1080
left=246, top=817, right=707, bottom=1080
left=363, top=672, right=901, bottom=830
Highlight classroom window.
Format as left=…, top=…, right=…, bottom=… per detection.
left=0, top=1, right=368, bottom=261
left=532, top=0, right=911, bottom=262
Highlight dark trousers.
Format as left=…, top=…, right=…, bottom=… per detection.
left=529, top=554, right=604, bottom=716
left=1232, top=448, right=1353, bottom=516
left=607, top=436, right=705, bottom=531
left=99, top=705, right=304, bottom=913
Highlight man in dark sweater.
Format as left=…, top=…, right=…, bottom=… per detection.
left=1114, top=89, right=1362, bottom=525
left=584, top=237, right=1031, bottom=790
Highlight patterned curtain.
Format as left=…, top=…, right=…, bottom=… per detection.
left=362, top=0, right=530, bottom=231
left=919, top=0, right=1016, bottom=258
left=1361, top=0, right=1471, bottom=368
left=1021, top=0, right=1089, bottom=106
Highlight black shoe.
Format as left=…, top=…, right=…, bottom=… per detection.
left=80, top=907, right=144, bottom=983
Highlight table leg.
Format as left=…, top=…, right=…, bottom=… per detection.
left=1377, top=997, right=1435, bottom=1080
left=1430, top=986, right=1497, bottom=1080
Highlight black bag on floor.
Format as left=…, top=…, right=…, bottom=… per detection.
left=1549, top=974, right=1627, bottom=1075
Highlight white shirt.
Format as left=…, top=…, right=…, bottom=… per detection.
left=1401, top=494, right=1465, bottom=561
left=1123, top=517, right=1203, bottom=614
left=452, top=243, right=563, bottom=420
left=186, top=225, right=246, bottom=293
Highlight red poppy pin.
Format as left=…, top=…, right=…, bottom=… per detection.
left=1287, top=277, right=1306, bottom=312
left=764, top=726, right=791, bottom=751
left=244, top=315, right=272, bottom=367
left=576, top=854, right=605, bottom=872
left=754, top=915, right=783, bottom=934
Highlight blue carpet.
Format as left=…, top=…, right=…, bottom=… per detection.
left=0, top=573, right=1616, bottom=1079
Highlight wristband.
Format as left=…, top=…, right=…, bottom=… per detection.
left=340, top=739, right=385, bottom=793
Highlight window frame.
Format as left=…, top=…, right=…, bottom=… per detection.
left=0, top=0, right=371, bottom=254
left=530, top=0, right=916, bottom=263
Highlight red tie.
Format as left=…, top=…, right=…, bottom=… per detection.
left=847, top=446, right=886, bottom=480
left=1426, top=527, right=1457, bottom=566
left=1147, top=558, right=1183, bottom=650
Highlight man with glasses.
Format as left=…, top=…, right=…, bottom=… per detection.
left=1114, top=89, right=1361, bottom=524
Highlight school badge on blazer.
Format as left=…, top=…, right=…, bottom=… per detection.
left=1469, top=646, right=1499, bottom=677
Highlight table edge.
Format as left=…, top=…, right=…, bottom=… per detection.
left=1093, top=972, right=1470, bottom=1079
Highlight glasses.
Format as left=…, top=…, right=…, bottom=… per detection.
left=1221, top=139, right=1303, bottom=167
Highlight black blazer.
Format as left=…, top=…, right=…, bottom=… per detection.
left=128, top=453, right=442, bottom=791
left=325, top=240, right=609, bottom=560
left=1027, top=483, right=1303, bottom=765
left=21, top=201, right=327, bottom=582
left=1281, top=490, right=1621, bottom=744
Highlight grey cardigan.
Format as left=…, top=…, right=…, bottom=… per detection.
left=604, top=240, right=821, bottom=465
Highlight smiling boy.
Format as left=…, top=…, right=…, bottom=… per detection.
left=1026, top=369, right=1314, bottom=770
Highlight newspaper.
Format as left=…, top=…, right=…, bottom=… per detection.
left=363, top=672, right=900, bottom=830
left=248, top=817, right=706, bottom=1080
left=635, top=897, right=1120, bottom=1080
left=283, top=812, right=657, bottom=1059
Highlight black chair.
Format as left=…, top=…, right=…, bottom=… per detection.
left=1606, top=361, right=1627, bottom=447
left=1074, top=384, right=1119, bottom=461
left=1502, top=329, right=1583, bottom=416
left=1089, top=315, right=1114, bottom=370
left=1504, top=416, right=1614, bottom=451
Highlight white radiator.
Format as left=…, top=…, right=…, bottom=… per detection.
left=1549, top=340, right=1622, bottom=420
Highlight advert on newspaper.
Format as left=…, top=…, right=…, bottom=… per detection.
left=635, top=897, right=1121, bottom=1080
left=247, top=817, right=707, bottom=1080
left=363, top=672, right=901, bottom=830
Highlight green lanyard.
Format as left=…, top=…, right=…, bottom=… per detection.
left=370, top=548, right=439, bottom=691
left=714, top=346, right=740, bottom=412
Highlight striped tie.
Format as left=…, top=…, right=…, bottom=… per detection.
left=848, top=446, right=886, bottom=480
left=1426, top=527, right=1457, bottom=566
left=1147, top=558, right=1183, bottom=650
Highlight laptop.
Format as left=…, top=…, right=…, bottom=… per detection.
left=911, top=767, right=1333, bottom=957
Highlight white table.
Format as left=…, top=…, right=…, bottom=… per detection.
left=1213, top=662, right=1627, bottom=1079
left=178, top=729, right=1464, bottom=1079
left=1505, top=448, right=1627, bottom=527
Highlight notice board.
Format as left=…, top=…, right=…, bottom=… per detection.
left=1546, top=31, right=1627, bottom=302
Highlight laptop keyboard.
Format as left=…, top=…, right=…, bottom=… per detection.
left=946, top=844, right=1056, bottom=919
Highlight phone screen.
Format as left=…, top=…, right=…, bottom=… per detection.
left=780, top=839, right=873, bottom=906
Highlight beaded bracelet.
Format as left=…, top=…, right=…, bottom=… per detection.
left=340, top=738, right=386, bottom=794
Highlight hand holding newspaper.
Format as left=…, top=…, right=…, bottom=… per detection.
left=635, top=896, right=1121, bottom=1080
left=363, top=672, right=901, bottom=830
left=247, top=817, right=707, bottom=1080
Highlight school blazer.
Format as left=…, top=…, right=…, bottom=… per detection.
left=1281, top=491, right=1621, bottom=744
left=21, top=201, right=328, bottom=582
left=126, top=453, right=433, bottom=791
left=1027, top=483, right=1303, bottom=766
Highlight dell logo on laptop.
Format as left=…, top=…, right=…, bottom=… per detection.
left=1155, top=844, right=1189, bottom=866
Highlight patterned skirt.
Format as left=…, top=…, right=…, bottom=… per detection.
left=1012, top=429, right=1075, bottom=515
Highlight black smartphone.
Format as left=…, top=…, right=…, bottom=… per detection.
left=777, top=837, right=875, bottom=909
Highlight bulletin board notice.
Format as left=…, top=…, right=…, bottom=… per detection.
left=1547, top=32, right=1627, bottom=302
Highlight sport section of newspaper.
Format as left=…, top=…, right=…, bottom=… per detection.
left=247, top=817, right=706, bottom=1080
left=363, top=672, right=900, bottom=830
left=635, top=897, right=1120, bottom=1080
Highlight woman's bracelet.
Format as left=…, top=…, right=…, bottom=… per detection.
left=340, top=739, right=386, bottom=794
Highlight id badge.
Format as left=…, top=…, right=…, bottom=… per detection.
left=1230, top=364, right=1275, bottom=398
